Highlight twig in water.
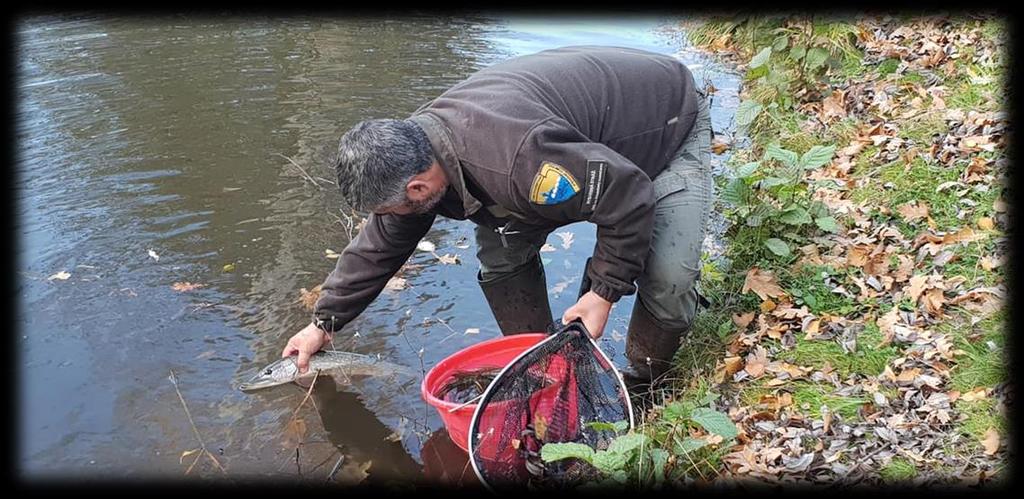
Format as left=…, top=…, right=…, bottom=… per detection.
left=274, top=153, right=323, bottom=190
left=168, top=370, right=228, bottom=475
left=447, top=393, right=485, bottom=413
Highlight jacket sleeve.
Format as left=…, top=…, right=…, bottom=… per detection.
left=313, top=211, right=436, bottom=332
left=510, top=117, right=655, bottom=303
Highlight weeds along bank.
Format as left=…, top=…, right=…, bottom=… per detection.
left=555, top=15, right=1008, bottom=488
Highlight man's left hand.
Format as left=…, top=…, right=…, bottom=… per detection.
left=562, top=291, right=612, bottom=339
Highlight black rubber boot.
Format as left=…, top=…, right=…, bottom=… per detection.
left=478, top=256, right=554, bottom=336
left=620, top=299, right=688, bottom=395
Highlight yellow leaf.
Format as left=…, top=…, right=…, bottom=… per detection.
left=803, top=319, right=821, bottom=340
left=534, top=414, right=548, bottom=441
left=982, top=428, right=1000, bottom=455
left=298, top=285, right=322, bottom=311
left=960, top=387, right=989, bottom=402
left=977, top=217, right=994, bottom=231
left=760, top=299, right=777, bottom=313
left=180, top=448, right=200, bottom=464
left=222, top=263, right=236, bottom=273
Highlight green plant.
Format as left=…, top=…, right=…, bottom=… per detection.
left=539, top=399, right=736, bottom=488
left=720, top=142, right=839, bottom=259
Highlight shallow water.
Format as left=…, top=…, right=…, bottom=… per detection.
left=15, top=14, right=740, bottom=483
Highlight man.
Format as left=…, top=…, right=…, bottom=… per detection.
left=282, top=45, right=713, bottom=390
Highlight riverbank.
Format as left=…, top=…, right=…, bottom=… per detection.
left=614, top=14, right=1008, bottom=488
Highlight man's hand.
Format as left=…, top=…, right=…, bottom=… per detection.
left=282, top=322, right=332, bottom=374
left=562, top=291, right=613, bottom=339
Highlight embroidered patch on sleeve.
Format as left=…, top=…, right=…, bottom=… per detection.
left=582, top=160, right=607, bottom=214
left=529, top=161, right=580, bottom=205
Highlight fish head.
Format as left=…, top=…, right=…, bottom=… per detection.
left=238, top=356, right=301, bottom=392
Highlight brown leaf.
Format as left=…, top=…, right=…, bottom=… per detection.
left=723, top=356, right=745, bottom=377
left=744, top=346, right=768, bottom=379
left=982, top=428, right=1001, bottom=455
left=760, top=299, right=777, bottom=313
left=898, top=202, right=930, bottom=222
left=282, top=418, right=307, bottom=449
left=742, top=268, right=787, bottom=301
left=877, top=306, right=901, bottom=346
left=733, top=312, right=755, bottom=329
left=943, top=227, right=986, bottom=245
left=906, top=275, right=929, bottom=304
left=172, top=282, right=206, bottom=292
left=923, top=287, right=946, bottom=315
left=977, top=217, right=995, bottom=231
left=711, top=136, right=731, bottom=154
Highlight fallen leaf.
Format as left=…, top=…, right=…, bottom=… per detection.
left=742, top=268, right=787, bottom=301
left=437, top=253, right=460, bottom=265
left=877, top=306, right=901, bottom=346
left=760, top=299, right=777, bottom=313
left=282, top=418, right=307, bottom=449
left=384, top=276, right=408, bottom=291
left=803, top=319, right=821, bottom=340
left=416, top=240, right=436, bottom=253
left=982, top=428, right=1000, bottom=455
left=222, top=263, right=236, bottom=273
left=977, top=217, right=994, bottom=231
left=47, top=271, right=71, bottom=281
left=724, top=356, right=745, bottom=377
left=980, top=255, right=1003, bottom=271
left=555, top=232, right=575, bottom=250
left=148, top=249, right=160, bottom=261
left=733, top=312, right=755, bottom=329
left=898, top=202, right=930, bottom=222
left=712, top=136, right=731, bottom=154
left=179, top=448, right=200, bottom=464
left=922, top=287, right=946, bottom=315
left=744, top=346, right=768, bottom=379
left=172, top=282, right=205, bottom=292
left=906, top=274, right=929, bottom=304
left=960, top=387, right=989, bottom=402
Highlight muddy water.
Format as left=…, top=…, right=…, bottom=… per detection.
left=15, top=14, right=740, bottom=483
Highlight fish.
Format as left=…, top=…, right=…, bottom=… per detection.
left=238, top=350, right=415, bottom=392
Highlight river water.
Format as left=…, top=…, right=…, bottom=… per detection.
left=15, top=14, right=739, bottom=484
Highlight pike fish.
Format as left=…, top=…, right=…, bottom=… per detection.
left=239, top=350, right=415, bottom=392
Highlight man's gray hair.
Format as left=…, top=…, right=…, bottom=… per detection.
left=334, top=118, right=435, bottom=212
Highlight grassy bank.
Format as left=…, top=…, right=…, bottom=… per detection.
left=542, top=14, right=1009, bottom=488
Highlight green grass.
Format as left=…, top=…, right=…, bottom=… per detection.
left=790, top=383, right=867, bottom=419
left=780, top=322, right=899, bottom=379
left=880, top=458, right=918, bottom=482
left=782, top=264, right=859, bottom=315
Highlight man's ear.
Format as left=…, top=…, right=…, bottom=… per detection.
left=405, top=179, right=432, bottom=202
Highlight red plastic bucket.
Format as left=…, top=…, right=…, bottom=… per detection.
left=421, top=333, right=547, bottom=452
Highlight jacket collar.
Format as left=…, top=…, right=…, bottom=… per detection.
left=408, top=113, right=482, bottom=218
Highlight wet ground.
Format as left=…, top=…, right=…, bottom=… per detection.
left=15, top=14, right=740, bottom=483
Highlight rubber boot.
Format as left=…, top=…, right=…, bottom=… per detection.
left=620, top=299, right=688, bottom=395
left=478, top=256, right=554, bottom=336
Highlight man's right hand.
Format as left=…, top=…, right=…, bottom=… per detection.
left=282, top=321, right=332, bottom=374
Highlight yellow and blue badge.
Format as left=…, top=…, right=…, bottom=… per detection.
left=529, top=161, right=580, bottom=205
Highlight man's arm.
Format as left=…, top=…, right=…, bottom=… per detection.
left=313, top=211, right=436, bottom=332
